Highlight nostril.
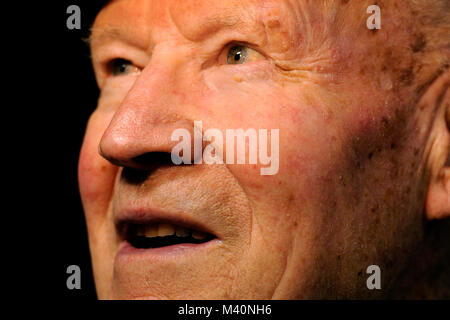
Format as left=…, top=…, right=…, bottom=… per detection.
left=121, top=167, right=151, bottom=185
left=133, top=152, right=173, bottom=167
left=121, top=152, right=174, bottom=185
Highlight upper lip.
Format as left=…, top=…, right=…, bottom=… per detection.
left=111, top=166, right=243, bottom=248
left=114, top=207, right=219, bottom=241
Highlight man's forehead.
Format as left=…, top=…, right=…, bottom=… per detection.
left=90, top=0, right=305, bottom=45
left=168, top=0, right=258, bottom=42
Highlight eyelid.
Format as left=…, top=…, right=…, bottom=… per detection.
left=91, top=42, right=148, bottom=85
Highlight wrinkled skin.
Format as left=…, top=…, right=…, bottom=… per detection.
left=79, top=0, right=450, bottom=299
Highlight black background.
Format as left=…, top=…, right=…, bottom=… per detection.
left=32, top=1, right=108, bottom=300
left=56, top=1, right=106, bottom=299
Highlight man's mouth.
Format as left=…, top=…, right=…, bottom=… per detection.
left=123, top=222, right=216, bottom=250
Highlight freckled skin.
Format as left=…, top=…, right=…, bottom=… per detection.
left=80, top=0, right=450, bottom=299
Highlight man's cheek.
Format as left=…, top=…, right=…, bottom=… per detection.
left=78, top=111, right=118, bottom=218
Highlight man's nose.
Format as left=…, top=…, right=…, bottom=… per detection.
left=98, top=64, right=194, bottom=169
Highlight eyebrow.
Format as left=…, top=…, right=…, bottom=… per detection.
left=187, top=12, right=249, bottom=42
left=86, top=24, right=153, bottom=53
left=84, top=0, right=115, bottom=45
left=85, top=26, right=122, bottom=47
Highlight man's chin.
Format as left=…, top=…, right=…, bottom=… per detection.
left=108, top=238, right=241, bottom=299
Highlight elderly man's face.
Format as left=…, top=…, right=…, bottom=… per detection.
left=79, top=0, right=449, bottom=299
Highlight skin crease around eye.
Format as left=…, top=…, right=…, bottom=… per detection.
left=80, top=0, right=450, bottom=300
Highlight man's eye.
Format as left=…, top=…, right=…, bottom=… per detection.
left=226, top=45, right=263, bottom=65
left=111, top=59, right=140, bottom=76
left=227, top=46, right=249, bottom=64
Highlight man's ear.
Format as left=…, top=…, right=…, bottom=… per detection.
left=425, top=69, right=450, bottom=220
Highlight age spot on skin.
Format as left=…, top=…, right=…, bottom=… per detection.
left=370, top=202, right=379, bottom=213
left=233, top=75, right=243, bottom=83
left=381, top=47, right=416, bottom=88
left=399, top=67, right=415, bottom=86
left=411, top=33, right=427, bottom=53
left=287, top=192, right=295, bottom=208
left=266, top=19, right=281, bottom=29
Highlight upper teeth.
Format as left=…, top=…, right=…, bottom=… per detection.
left=135, top=224, right=208, bottom=240
left=158, top=224, right=174, bottom=237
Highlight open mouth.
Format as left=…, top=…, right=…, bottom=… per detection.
left=125, top=223, right=216, bottom=249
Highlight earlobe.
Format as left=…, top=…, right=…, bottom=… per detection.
left=425, top=71, right=450, bottom=220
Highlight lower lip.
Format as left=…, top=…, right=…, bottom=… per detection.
left=116, top=239, right=220, bottom=261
